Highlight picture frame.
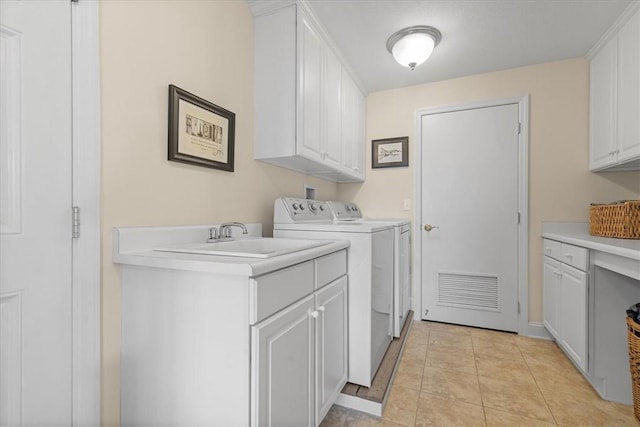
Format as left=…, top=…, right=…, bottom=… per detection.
left=168, top=84, right=235, bottom=171
left=372, top=136, right=409, bottom=169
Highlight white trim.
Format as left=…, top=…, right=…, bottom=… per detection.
left=334, top=393, right=382, bottom=417
left=525, top=321, right=553, bottom=340
left=0, top=26, right=22, bottom=235
left=586, top=0, right=640, bottom=59
left=413, top=95, right=530, bottom=335
left=71, top=1, right=101, bottom=426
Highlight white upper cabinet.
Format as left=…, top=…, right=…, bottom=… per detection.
left=589, top=5, right=640, bottom=171
left=252, top=1, right=366, bottom=182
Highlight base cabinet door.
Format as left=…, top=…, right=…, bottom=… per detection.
left=315, top=277, right=348, bottom=422
left=559, top=264, right=588, bottom=371
left=252, top=295, right=316, bottom=427
left=543, top=256, right=561, bottom=339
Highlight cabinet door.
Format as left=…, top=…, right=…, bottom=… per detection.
left=315, top=277, right=348, bottom=423
left=617, top=9, right=640, bottom=163
left=297, top=11, right=324, bottom=163
left=590, top=36, right=618, bottom=170
left=340, top=71, right=365, bottom=180
left=324, top=47, right=342, bottom=169
left=252, top=295, right=315, bottom=427
left=542, top=256, right=561, bottom=339
left=559, top=264, right=588, bottom=371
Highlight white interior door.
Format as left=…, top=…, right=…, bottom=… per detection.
left=420, top=104, right=519, bottom=332
left=1, top=1, right=73, bottom=425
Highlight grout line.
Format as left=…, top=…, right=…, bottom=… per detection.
left=517, top=340, right=560, bottom=426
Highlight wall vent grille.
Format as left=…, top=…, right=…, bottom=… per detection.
left=438, top=272, right=499, bottom=311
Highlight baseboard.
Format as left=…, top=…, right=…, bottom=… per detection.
left=524, top=321, right=553, bottom=340
left=334, top=393, right=382, bottom=417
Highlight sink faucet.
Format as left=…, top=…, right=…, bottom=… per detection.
left=208, top=222, right=248, bottom=242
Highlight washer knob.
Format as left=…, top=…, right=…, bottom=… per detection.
left=292, top=203, right=299, bottom=210
left=309, top=203, right=317, bottom=212
left=299, top=204, right=305, bottom=211
left=319, top=205, right=325, bottom=211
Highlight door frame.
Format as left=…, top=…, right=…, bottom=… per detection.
left=413, top=95, right=530, bottom=335
left=71, top=1, right=101, bottom=425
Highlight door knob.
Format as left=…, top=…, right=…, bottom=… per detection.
left=424, top=224, right=439, bottom=232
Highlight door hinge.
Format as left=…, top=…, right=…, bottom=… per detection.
left=517, top=301, right=521, bottom=314
left=72, top=206, right=80, bottom=239
left=517, top=122, right=522, bottom=134
left=517, top=212, right=521, bottom=224
left=71, top=0, right=79, bottom=3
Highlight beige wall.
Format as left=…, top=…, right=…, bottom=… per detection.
left=99, top=1, right=337, bottom=424
left=338, top=57, right=640, bottom=327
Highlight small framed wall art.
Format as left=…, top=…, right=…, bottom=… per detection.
left=372, top=136, right=409, bottom=169
left=168, top=84, right=235, bottom=171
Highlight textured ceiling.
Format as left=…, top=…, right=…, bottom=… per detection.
left=306, top=0, right=633, bottom=93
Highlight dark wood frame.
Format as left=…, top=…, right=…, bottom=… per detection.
left=372, top=136, right=409, bottom=169
left=168, top=84, right=235, bottom=171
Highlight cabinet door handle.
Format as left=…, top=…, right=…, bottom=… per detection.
left=565, top=254, right=573, bottom=259
left=310, top=310, right=320, bottom=319
left=545, top=247, right=551, bottom=252
left=317, top=306, right=326, bottom=313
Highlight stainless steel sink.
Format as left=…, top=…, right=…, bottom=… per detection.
left=154, top=237, right=330, bottom=259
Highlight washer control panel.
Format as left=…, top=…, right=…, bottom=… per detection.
left=274, top=198, right=333, bottom=223
left=327, top=201, right=362, bottom=220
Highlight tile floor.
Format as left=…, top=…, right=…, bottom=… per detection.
left=321, top=320, right=638, bottom=426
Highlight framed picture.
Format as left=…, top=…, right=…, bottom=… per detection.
left=168, top=84, right=235, bottom=171
left=372, top=136, right=409, bottom=168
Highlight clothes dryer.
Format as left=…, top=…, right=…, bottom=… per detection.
left=273, top=197, right=394, bottom=388
left=327, top=201, right=411, bottom=337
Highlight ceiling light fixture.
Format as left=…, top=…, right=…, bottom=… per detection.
left=386, top=25, right=442, bottom=70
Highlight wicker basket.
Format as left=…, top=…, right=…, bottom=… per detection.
left=589, top=201, right=640, bottom=239
left=628, top=317, right=640, bottom=422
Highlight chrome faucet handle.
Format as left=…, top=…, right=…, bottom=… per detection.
left=207, top=227, right=219, bottom=242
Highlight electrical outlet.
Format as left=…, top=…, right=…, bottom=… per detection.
left=403, top=198, right=411, bottom=211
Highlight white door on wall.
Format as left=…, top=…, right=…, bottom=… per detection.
left=420, top=104, right=520, bottom=332
left=0, top=1, right=73, bottom=425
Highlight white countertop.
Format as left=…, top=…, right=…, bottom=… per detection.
left=542, top=222, right=640, bottom=261
left=113, top=224, right=350, bottom=277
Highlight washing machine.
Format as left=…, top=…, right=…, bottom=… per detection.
left=327, top=201, right=411, bottom=338
left=273, top=197, right=394, bottom=388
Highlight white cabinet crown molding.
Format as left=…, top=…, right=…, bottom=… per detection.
left=587, top=0, right=640, bottom=59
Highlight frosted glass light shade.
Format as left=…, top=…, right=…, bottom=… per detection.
left=386, top=26, right=442, bottom=71
left=392, top=33, right=435, bottom=70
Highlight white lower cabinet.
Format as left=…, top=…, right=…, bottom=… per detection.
left=542, top=239, right=588, bottom=371
left=252, top=295, right=316, bottom=427
left=252, top=276, right=348, bottom=427
left=559, top=264, right=588, bottom=370
left=542, top=256, right=561, bottom=338
left=118, top=244, right=348, bottom=427
left=315, top=277, right=348, bottom=421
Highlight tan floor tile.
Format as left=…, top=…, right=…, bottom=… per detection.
left=475, top=354, right=537, bottom=386
left=519, top=340, right=572, bottom=365
left=429, top=330, right=474, bottom=352
left=425, top=346, right=477, bottom=375
left=382, top=384, right=420, bottom=426
left=421, top=366, right=482, bottom=405
left=541, top=388, right=635, bottom=426
left=428, top=321, right=475, bottom=335
left=320, top=404, right=351, bottom=426
left=407, top=326, right=430, bottom=346
left=470, top=328, right=517, bottom=345
left=526, top=357, right=596, bottom=396
left=393, top=360, right=424, bottom=390
left=414, top=393, right=486, bottom=427
left=479, top=376, right=555, bottom=423
left=473, top=337, right=524, bottom=361
left=484, top=407, right=557, bottom=426
left=401, top=343, right=428, bottom=364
